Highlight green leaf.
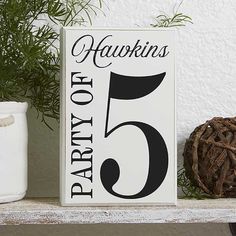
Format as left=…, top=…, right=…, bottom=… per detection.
left=0, top=0, right=102, bottom=126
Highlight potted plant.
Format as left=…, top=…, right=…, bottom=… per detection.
left=0, top=0, right=101, bottom=203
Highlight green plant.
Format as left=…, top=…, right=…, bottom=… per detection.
left=0, top=0, right=102, bottom=128
left=177, top=168, right=210, bottom=199
left=151, top=13, right=192, bottom=28
left=151, top=0, right=192, bottom=28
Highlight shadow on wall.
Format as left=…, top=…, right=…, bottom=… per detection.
left=177, top=138, right=186, bottom=168
left=27, top=108, right=59, bottom=197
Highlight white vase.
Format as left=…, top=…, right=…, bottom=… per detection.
left=0, top=102, right=28, bottom=203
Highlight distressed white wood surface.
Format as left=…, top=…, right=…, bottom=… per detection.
left=0, top=198, right=235, bottom=225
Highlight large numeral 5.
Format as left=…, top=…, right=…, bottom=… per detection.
left=100, top=72, right=168, bottom=199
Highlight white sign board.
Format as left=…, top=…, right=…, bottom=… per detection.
left=60, top=28, right=176, bottom=206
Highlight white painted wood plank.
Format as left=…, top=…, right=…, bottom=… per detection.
left=0, top=198, right=235, bottom=225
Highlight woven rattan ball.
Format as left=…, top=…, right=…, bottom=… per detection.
left=183, top=117, right=236, bottom=198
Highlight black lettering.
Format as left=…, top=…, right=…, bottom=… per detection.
left=71, top=165, right=92, bottom=182
left=71, top=113, right=92, bottom=130
left=71, top=148, right=93, bottom=164
left=70, top=90, right=93, bottom=105
left=159, top=45, right=169, bottom=57
left=71, top=34, right=170, bottom=68
left=71, top=72, right=93, bottom=88
left=71, top=183, right=93, bottom=198
left=129, top=40, right=142, bottom=57
left=71, top=131, right=93, bottom=146
left=71, top=34, right=94, bottom=64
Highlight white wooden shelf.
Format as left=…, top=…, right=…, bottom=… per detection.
left=0, top=198, right=235, bottom=225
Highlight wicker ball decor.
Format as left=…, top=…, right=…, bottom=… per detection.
left=183, top=117, right=236, bottom=198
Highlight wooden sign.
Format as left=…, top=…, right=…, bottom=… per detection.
left=60, top=28, right=176, bottom=206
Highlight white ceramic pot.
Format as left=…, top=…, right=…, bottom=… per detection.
left=0, top=102, right=28, bottom=203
